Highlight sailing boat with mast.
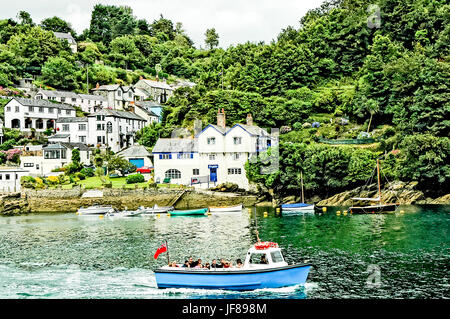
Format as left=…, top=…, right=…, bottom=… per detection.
left=281, top=171, right=315, bottom=215
left=349, top=158, right=399, bottom=214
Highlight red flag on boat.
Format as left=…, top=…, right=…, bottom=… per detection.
left=153, top=243, right=167, bottom=259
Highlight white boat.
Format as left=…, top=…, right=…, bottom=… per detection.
left=139, top=204, right=174, bottom=215
left=77, top=205, right=116, bottom=215
left=105, top=210, right=143, bottom=218
left=281, top=171, right=315, bottom=215
left=208, top=204, right=243, bottom=213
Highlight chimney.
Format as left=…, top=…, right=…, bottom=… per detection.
left=217, top=108, right=226, bottom=129
left=246, top=113, right=253, bottom=126
left=139, top=76, right=143, bottom=80
left=96, top=83, right=100, bottom=89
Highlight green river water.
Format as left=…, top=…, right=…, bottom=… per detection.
left=0, top=205, right=448, bottom=299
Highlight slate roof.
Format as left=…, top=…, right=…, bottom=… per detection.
left=56, top=117, right=88, bottom=123
left=152, top=138, right=198, bottom=153
left=53, top=32, right=77, bottom=44
left=48, top=134, right=70, bottom=138
left=43, top=142, right=90, bottom=151
left=92, top=84, right=120, bottom=91
left=37, top=89, right=79, bottom=99
left=135, top=104, right=159, bottom=118
left=89, top=109, right=146, bottom=121
left=135, top=101, right=163, bottom=108
left=233, top=123, right=270, bottom=137
left=117, top=145, right=152, bottom=158
left=138, top=79, right=173, bottom=91
left=12, top=98, right=75, bottom=110
left=78, top=94, right=107, bottom=101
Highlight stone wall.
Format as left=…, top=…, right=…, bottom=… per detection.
left=0, top=193, right=30, bottom=215
left=23, top=187, right=258, bottom=212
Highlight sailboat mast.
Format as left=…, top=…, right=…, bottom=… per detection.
left=301, top=171, right=304, bottom=203
left=377, top=159, right=382, bottom=204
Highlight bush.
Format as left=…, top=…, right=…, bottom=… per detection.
left=80, top=167, right=94, bottom=177
left=46, top=175, right=60, bottom=185
left=126, top=173, right=145, bottom=184
left=21, top=176, right=36, bottom=189
left=75, top=172, right=86, bottom=180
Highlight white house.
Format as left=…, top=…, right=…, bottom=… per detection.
left=35, top=89, right=107, bottom=114
left=0, top=166, right=29, bottom=192
left=152, top=138, right=199, bottom=185
left=152, top=110, right=275, bottom=190
left=134, top=78, right=174, bottom=104
left=129, top=102, right=159, bottom=125
left=53, top=32, right=77, bottom=53
left=19, top=143, right=90, bottom=176
left=91, top=84, right=135, bottom=110
left=3, top=98, right=76, bottom=132
left=53, top=117, right=89, bottom=144
left=116, top=145, right=153, bottom=168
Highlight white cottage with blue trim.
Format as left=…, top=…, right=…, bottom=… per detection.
left=152, top=110, right=274, bottom=190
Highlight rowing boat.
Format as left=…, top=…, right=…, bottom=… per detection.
left=170, top=208, right=208, bottom=216
left=208, top=204, right=243, bottom=213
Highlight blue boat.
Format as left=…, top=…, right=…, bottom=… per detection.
left=154, top=242, right=312, bottom=290
left=281, top=203, right=315, bottom=215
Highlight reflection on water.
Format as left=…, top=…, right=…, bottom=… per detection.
left=0, top=205, right=448, bottom=299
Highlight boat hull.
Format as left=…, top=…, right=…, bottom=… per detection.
left=209, top=204, right=243, bottom=213
left=154, top=264, right=311, bottom=290
left=77, top=206, right=115, bottom=215
left=349, top=204, right=398, bottom=214
left=282, top=204, right=315, bottom=214
left=170, top=208, right=208, bottom=216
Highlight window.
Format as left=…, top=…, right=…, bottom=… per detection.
left=79, top=136, right=86, bottom=143
left=159, top=154, right=172, bottom=160
left=177, top=153, right=193, bottom=159
left=97, top=136, right=105, bottom=144
left=233, top=137, right=242, bottom=145
left=28, top=106, right=34, bottom=112
left=62, top=124, right=70, bottom=131
left=15, top=106, right=19, bottom=112
left=39, top=107, right=44, bottom=113
left=228, top=168, right=242, bottom=175
left=165, top=169, right=181, bottom=179
left=96, top=115, right=105, bottom=121
left=0, top=175, right=2, bottom=180
left=58, top=109, right=62, bottom=114
left=66, top=110, right=71, bottom=115
left=61, top=97, right=66, bottom=103
left=72, top=98, right=77, bottom=102
left=44, top=150, right=66, bottom=159
left=209, top=154, right=216, bottom=161
left=23, top=163, right=34, bottom=167
left=233, top=153, right=240, bottom=160
left=129, top=92, right=132, bottom=98
left=249, top=253, right=268, bottom=264
left=193, top=169, right=199, bottom=175
left=118, top=90, right=121, bottom=96
left=5, top=174, right=10, bottom=180
left=78, top=124, right=87, bottom=131
left=49, top=108, right=54, bottom=113
left=6, top=106, right=11, bottom=112
left=207, top=137, right=216, bottom=145
left=270, top=251, right=284, bottom=263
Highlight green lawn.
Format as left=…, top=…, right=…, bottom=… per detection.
left=58, top=176, right=184, bottom=189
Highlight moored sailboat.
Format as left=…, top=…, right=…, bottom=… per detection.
left=349, top=159, right=399, bottom=214
left=281, top=171, right=315, bottom=215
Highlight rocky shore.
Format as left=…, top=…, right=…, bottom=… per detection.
left=315, top=181, right=450, bottom=206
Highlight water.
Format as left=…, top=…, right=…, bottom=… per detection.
left=0, top=205, right=448, bottom=299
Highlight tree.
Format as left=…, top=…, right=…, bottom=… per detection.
left=40, top=16, right=75, bottom=35
left=136, top=123, right=162, bottom=149
left=205, top=28, right=219, bottom=49
left=17, top=11, right=34, bottom=26
left=107, top=155, right=136, bottom=176
left=40, top=56, right=79, bottom=90
left=151, top=15, right=176, bottom=41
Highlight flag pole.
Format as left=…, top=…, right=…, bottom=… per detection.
left=165, top=240, right=170, bottom=265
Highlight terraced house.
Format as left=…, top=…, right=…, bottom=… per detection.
left=3, top=98, right=76, bottom=132
left=35, top=89, right=107, bottom=113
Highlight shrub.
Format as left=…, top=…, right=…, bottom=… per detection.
left=95, top=167, right=104, bottom=177
left=80, top=167, right=94, bottom=177
left=75, top=172, right=86, bottom=180
left=21, top=176, right=36, bottom=189
left=46, top=175, right=60, bottom=185
left=126, top=173, right=145, bottom=184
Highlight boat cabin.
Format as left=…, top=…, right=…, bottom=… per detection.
left=243, top=242, right=288, bottom=269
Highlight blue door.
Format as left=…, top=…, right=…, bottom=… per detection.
left=129, top=158, right=144, bottom=168
left=210, top=168, right=217, bottom=182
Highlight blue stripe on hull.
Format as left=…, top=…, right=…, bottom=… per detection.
left=155, top=265, right=311, bottom=291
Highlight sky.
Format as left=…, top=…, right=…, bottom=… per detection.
left=0, top=0, right=326, bottom=48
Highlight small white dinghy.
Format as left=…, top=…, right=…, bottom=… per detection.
left=208, top=204, right=243, bottom=213
left=77, top=205, right=116, bottom=215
